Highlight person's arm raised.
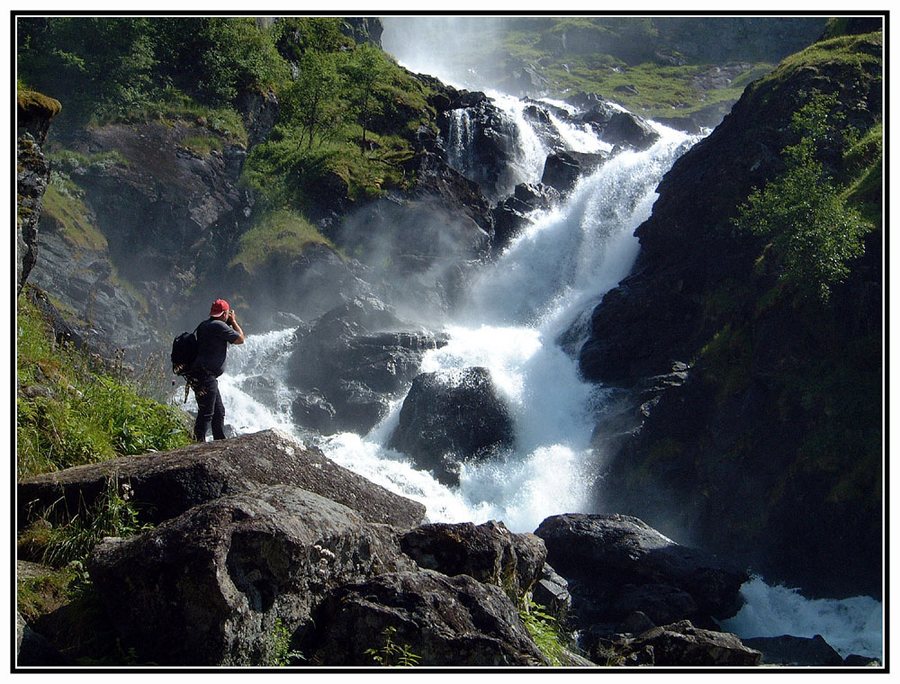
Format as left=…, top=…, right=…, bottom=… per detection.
left=227, top=309, right=246, bottom=344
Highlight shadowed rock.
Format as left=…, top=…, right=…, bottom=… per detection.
left=18, top=429, right=425, bottom=531
left=535, top=513, right=748, bottom=633
left=86, top=485, right=414, bottom=666
left=306, top=569, right=550, bottom=666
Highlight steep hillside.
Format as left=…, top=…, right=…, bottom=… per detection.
left=578, top=26, right=883, bottom=598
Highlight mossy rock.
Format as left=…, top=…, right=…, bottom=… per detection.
left=18, top=89, right=63, bottom=119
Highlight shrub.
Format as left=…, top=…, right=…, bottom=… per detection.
left=518, top=595, right=569, bottom=666
left=365, top=626, right=421, bottom=667
left=734, top=92, right=873, bottom=302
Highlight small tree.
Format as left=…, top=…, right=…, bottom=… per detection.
left=342, top=44, right=389, bottom=153
left=283, top=51, right=344, bottom=149
left=735, top=92, right=871, bottom=303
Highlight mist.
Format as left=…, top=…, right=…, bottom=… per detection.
left=380, top=16, right=512, bottom=93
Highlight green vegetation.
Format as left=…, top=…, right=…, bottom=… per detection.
left=40, top=181, right=107, bottom=252
left=518, top=595, right=569, bottom=666
left=735, top=91, right=875, bottom=303
left=20, top=478, right=151, bottom=567
left=17, top=291, right=192, bottom=479
left=18, top=16, right=433, bottom=221
left=483, top=17, right=827, bottom=119
left=267, top=618, right=305, bottom=666
left=365, top=626, right=421, bottom=667
left=230, top=209, right=335, bottom=274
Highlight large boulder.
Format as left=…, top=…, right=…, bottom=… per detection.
left=287, top=297, right=449, bottom=435
left=534, top=514, right=748, bottom=635
left=540, top=150, right=608, bottom=194
left=86, top=485, right=413, bottom=666
left=17, top=429, right=425, bottom=532
left=400, top=520, right=546, bottom=601
left=611, top=621, right=762, bottom=667
left=305, top=569, right=550, bottom=666
left=576, top=102, right=659, bottom=150
left=388, top=367, right=515, bottom=485
left=492, top=182, right=560, bottom=252
left=741, top=634, right=844, bottom=666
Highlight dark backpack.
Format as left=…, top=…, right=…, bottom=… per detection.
left=171, top=328, right=199, bottom=376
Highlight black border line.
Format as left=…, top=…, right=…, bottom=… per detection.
left=10, top=9, right=890, bottom=676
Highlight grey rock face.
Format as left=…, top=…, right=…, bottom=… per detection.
left=86, top=485, right=413, bottom=666
left=18, top=429, right=426, bottom=531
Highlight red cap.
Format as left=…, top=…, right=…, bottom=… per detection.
left=210, top=299, right=230, bottom=317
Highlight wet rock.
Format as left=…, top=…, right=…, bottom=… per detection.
left=492, top=182, right=561, bottom=251
left=287, top=297, right=449, bottom=435
left=541, top=150, right=608, bottom=194
left=576, top=102, right=659, bottom=150
left=388, top=367, right=515, bottom=486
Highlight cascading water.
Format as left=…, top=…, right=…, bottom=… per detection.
left=200, top=35, right=882, bottom=661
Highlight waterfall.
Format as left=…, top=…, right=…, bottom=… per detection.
left=447, top=108, right=475, bottom=173
left=206, top=40, right=882, bottom=661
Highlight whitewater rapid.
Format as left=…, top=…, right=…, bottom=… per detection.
left=184, top=97, right=882, bottom=662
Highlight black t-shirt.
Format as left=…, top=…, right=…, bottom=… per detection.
left=194, top=318, right=241, bottom=376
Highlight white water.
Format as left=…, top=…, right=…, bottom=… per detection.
left=721, top=577, right=883, bottom=660
left=201, top=65, right=882, bottom=663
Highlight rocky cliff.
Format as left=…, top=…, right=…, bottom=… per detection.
left=577, top=28, right=883, bottom=599
left=17, top=89, right=60, bottom=295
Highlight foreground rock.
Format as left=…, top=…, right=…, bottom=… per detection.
left=389, top=367, right=515, bottom=485
left=741, top=634, right=843, bottom=666
left=87, top=486, right=412, bottom=665
left=535, top=514, right=748, bottom=636
left=400, top=521, right=546, bottom=602
left=18, top=429, right=425, bottom=531
left=609, top=621, right=762, bottom=667
left=306, top=570, right=549, bottom=666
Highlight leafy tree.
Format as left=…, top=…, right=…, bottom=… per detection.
left=282, top=51, right=344, bottom=149
left=735, top=92, right=872, bottom=302
left=273, top=17, right=351, bottom=62
left=341, top=44, right=389, bottom=152
left=17, top=17, right=157, bottom=125
left=153, top=17, right=288, bottom=106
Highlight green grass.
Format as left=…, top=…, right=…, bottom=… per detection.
left=229, top=209, right=335, bottom=274
left=17, top=291, right=192, bottom=478
left=39, top=181, right=108, bottom=252
left=116, top=86, right=249, bottom=146
left=20, top=477, right=152, bottom=567
left=180, top=134, right=225, bottom=156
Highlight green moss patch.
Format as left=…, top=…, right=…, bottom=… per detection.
left=40, top=182, right=107, bottom=252
left=230, top=209, right=336, bottom=274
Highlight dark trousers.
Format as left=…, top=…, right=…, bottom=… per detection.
left=190, top=370, right=226, bottom=441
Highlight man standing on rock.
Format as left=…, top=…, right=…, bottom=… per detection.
left=189, top=298, right=245, bottom=442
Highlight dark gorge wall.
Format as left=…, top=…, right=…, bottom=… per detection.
left=578, top=30, right=883, bottom=598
